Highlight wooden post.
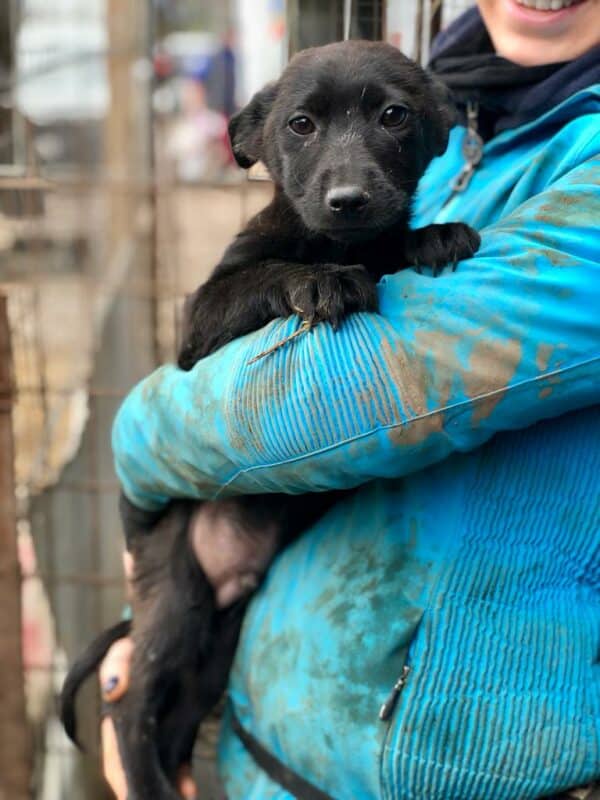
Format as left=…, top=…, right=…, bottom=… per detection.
left=0, top=295, right=31, bottom=800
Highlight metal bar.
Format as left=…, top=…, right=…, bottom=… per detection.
left=0, top=294, right=32, bottom=800
left=0, top=386, right=130, bottom=398
left=37, top=572, right=125, bottom=587
left=53, top=479, right=121, bottom=493
left=344, top=0, right=353, bottom=39
left=0, top=173, right=252, bottom=190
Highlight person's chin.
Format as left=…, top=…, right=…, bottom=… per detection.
left=500, top=0, right=594, bottom=42
left=480, top=0, right=597, bottom=65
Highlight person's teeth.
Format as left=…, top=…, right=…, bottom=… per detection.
left=514, top=0, right=582, bottom=9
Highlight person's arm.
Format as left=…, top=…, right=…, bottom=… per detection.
left=113, top=154, right=600, bottom=511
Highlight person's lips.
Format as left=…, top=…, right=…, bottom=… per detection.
left=507, top=0, right=589, bottom=25
left=513, top=0, right=586, bottom=8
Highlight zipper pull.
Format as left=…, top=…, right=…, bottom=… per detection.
left=379, top=665, right=410, bottom=721
left=450, top=101, right=483, bottom=193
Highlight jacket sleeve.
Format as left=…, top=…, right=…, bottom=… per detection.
left=113, top=154, right=600, bottom=510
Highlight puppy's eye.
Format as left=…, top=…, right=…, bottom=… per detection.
left=289, top=116, right=315, bottom=136
left=381, top=105, right=409, bottom=128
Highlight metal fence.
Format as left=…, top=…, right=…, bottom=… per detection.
left=0, top=1, right=472, bottom=797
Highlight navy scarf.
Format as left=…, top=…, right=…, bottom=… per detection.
left=428, top=6, right=600, bottom=140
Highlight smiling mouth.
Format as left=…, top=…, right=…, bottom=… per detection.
left=513, top=0, right=586, bottom=8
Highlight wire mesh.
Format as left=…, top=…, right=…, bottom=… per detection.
left=287, top=0, right=384, bottom=54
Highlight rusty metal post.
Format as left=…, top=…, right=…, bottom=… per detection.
left=0, top=294, right=31, bottom=800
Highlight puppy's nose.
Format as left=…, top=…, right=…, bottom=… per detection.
left=326, top=185, right=370, bottom=213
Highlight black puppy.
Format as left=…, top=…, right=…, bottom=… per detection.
left=178, top=41, right=477, bottom=365
left=61, top=41, right=479, bottom=799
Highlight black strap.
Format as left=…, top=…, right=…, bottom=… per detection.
left=231, top=712, right=335, bottom=800
left=232, top=711, right=599, bottom=800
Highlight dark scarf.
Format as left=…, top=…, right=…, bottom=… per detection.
left=429, top=6, right=600, bottom=140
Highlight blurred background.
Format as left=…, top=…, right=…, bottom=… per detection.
left=0, top=1, right=473, bottom=797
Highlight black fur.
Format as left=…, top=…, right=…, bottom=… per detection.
left=61, top=41, right=480, bottom=799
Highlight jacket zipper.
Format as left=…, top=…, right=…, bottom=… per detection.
left=442, top=101, right=484, bottom=208
left=378, top=664, right=410, bottom=722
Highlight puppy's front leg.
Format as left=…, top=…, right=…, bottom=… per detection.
left=277, top=262, right=379, bottom=331
left=178, top=260, right=378, bottom=369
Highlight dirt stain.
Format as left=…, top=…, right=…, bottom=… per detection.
left=463, top=337, right=523, bottom=423
left=534, top=189, right=597, bottom=228
left=538, top=248, right=573, bottom=268
left=414, top=328, right=462, bottom=411
left=382, top=329, right=465, bottom=446
left=380, top=337, right=427, bottom=420
left=536, top=343, right=554, bottom=372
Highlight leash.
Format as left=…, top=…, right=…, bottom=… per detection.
left=232, top=710, right=599, bottom=800
left=231, top=712, right=336, bottom=800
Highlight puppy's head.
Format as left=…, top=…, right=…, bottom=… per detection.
left=229, top=41, right=454, bottom=242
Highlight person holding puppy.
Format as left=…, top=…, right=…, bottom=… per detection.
left=102, top=1, right=600, bottom=798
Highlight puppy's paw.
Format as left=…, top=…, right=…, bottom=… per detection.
left=405, top=222, right=480, bottom=276
left=282, top=263, right=378, bottom=329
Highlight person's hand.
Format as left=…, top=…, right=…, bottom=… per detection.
left=99, top=636, right=198, bottom=800
left=99, top=552, right=197, bottom=799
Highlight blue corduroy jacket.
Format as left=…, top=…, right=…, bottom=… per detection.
left=112, top=85, right=600, bottom=799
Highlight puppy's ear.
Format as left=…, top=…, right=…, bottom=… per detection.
left=423, top=75, right=456, bottom=159
left=228, top=82, right=279, bottom=169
